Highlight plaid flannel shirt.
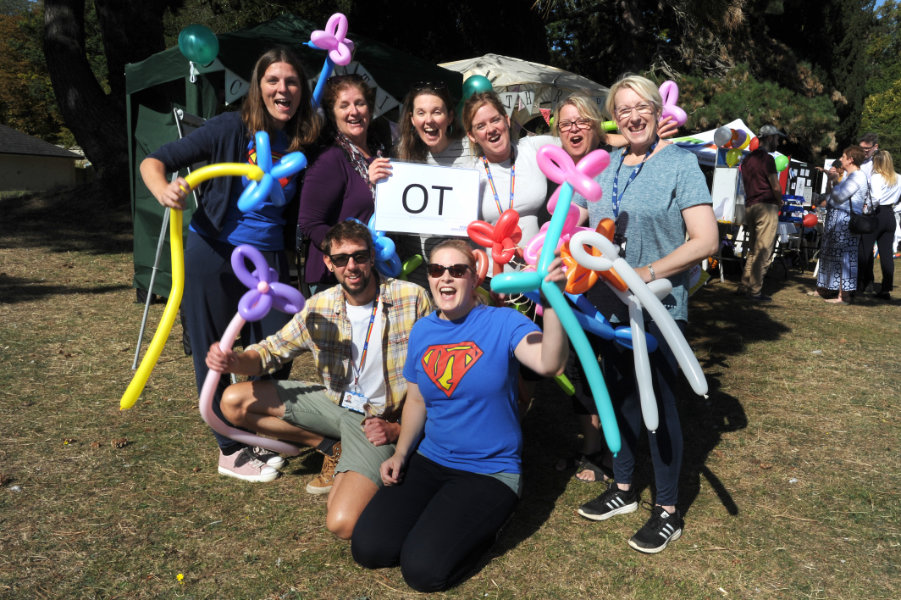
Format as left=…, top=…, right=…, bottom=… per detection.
left=247, top=276, right=432, bottom=422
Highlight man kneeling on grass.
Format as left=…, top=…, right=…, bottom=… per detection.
left=205, top=220, right=432, bottom=538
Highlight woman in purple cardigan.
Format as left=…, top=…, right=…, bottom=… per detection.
left=298, top=74, right=386, bottom=290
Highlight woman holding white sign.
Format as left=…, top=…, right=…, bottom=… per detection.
left=369, top=82, right=477, bottom=288
left=299, top=74, right=388, bottom=291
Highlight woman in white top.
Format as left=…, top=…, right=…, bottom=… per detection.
left=860, top=149, right=901, bottom=299
left=368, top=82, right=476, bottom=287
left=462, top=91, right=554, bottom=247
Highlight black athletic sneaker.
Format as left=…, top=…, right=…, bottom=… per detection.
left=628, top=505, right=683, bottom=553
left=578, top=482, right=638, bottom=521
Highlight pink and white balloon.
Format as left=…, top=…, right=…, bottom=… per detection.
left=198, top=245, right=305, bottom=455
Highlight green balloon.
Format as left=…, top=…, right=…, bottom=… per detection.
left=774, top=155, right=789, bottom=171
left=462, top=75, right=493, bottom=101
left=178, top=24, right=219, bottom=66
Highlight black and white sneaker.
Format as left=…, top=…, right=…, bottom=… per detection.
left=251, top=446, right=285, bottom=469
left=578, top=482, right=638, bottom=521
left=628, top=505, right=683, bottom=553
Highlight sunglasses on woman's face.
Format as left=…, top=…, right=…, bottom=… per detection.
left=328, top=250, right=371, bottom=267
left=426, top=263, right=471, bottom=278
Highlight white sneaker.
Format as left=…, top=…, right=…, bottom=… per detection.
left=218, top=448, right=279, bottom=483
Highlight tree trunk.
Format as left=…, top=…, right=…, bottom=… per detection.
left=43, top=0, right=177, bottom=201
left=44, top=0, right=127, bottom=197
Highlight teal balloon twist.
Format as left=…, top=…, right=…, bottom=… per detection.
left=489, top=147, right=620, bottom=455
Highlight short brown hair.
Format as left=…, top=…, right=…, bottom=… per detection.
left=843, top=145, right=865, bottom=167
left=322, top=220, right=373, bottom=255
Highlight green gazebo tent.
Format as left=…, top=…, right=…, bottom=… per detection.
left=125, top=13, right=461, bottom=297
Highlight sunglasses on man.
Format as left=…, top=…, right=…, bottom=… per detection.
left=328, top=250, right=371, bottom=267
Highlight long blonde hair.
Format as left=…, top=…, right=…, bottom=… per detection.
left=873, top=150, right=898, bottom=187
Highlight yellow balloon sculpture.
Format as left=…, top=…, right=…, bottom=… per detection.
left=120, top=163, right=264, bottom=410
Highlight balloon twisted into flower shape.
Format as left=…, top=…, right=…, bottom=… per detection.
left=310, top=13, right=354, bottom=65
left=467, top=209, right=522, bottom=276
left=524, top=148, right=611, bottom=271
left=365, top=216, right=402, bottom=278
left=658, top=80, right=687, bottom=127
left=198, top=245, right=306, bottom=455
left=491, top=145, right=621, bottom=455
left=307, top=13, right=355, bottom=108
left=568, top=229, right=709, bottom=432
left=238, top=131, right=308, bottom=213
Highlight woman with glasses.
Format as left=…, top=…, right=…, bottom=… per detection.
left=572, top=74, right=718, bottom=554
left=550, top=92, right=680, bottom=484
left=298, top=74, right=389, bottom=291
left=140, top=47, right=320, bottom=483
left=352, top=239, right=568, bottom=592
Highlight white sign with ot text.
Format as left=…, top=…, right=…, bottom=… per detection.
left=374, top=162, right=480, bottom=236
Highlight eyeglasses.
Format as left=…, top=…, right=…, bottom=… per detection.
left=426, top=263, right=471, bottom=278
left=558, top=118, right=593, bottom=132
left=614, top=103, right=655, bottom=121
left=328, top=250, right=371, bottom=267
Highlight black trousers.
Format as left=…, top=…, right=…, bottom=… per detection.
left=351, top=453, right=518, bottom=593
left=858, top=205, right=896, bottom=293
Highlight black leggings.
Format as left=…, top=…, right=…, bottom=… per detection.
left=351, top=453, right=518, bottom=592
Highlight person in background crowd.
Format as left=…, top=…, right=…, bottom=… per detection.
left=815, top=145, right=868, bottom=304
left=736, top=124, right=786, bottom=302
left=858, top=149, right=901, bottom=300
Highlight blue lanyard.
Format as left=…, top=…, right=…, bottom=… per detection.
left=611, top=138, right=658, bottom=218
left=351, top=296, right=379, bottom=388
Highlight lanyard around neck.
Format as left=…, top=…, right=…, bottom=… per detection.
left=611, top=138, right=658, bottom=218
left=481, top=155, right=515, bottom=216
left=350, top=296, right=379, bottom=388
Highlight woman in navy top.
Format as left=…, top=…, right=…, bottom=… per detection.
left=140, top=47, right=320, bottom=483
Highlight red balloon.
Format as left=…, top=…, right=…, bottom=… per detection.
left=467, top=221, right=496, bottom=248
left=748, top=136, right=759, bottom=152
left=802, top=213, right=818, bottom=228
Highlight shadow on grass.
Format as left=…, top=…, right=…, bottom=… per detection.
left=0, top=186, right=132, bottom=255
left=0, top=274, right=131, bottom=304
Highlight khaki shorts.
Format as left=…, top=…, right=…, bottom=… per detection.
left=273, top=381, right=395, bottom=486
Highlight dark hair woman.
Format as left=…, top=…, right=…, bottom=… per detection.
left=298, top=74, right=387, bottom=291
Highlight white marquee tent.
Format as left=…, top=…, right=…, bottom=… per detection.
left=439, top=53, right=609, bottom=126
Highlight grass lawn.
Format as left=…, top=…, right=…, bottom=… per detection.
left=1, top=189, right=898, bottom=599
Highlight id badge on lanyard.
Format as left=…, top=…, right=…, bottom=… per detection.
left=342, top=389, right=368, bottom=415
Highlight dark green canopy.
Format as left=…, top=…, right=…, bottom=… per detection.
left=126, top=13, right=461, bottom=296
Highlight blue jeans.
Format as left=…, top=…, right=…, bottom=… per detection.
left=597, top=320, right=685, bottom=507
